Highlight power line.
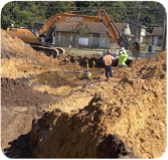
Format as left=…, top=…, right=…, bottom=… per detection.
left=16, top=5, right=163, bottom=11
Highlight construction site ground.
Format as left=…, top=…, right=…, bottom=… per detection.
left=1, top=29, right=167, bottom=158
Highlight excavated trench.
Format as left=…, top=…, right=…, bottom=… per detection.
left=67, top=54, right=133, bottom=67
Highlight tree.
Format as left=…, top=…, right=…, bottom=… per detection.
left=1, top=2, right=20, bottom=29
left=39, top=1, right=76, bottom=19
left=71, top=22, right=90, bottom=37
left=70, top=22, right=90, bottom=45
left=0, top=0, right=45, bottom=29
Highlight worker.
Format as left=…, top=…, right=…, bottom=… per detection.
left=118, top=48, right=128, bottom=70
left=103, top=50, right=115, bottom=80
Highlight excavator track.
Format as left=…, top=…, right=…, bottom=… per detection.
left=55, top=47, right=66, bottom=55
left=31, top=45, right=65, bottom=58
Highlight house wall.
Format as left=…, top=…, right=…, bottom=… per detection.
left=128, top=24, right=146, bottom=43
left=144, top=35, right=152, bottom=41
left=99, top=33, right=110, bottom=48
left=54, top=32, right=75, bottom=47
left=108, top=37, right=119, bottom=49
left=123, top=24, right=131, bottom=36
left=152, top=35, right=162, bottom=46
left=139, top=28, right=146, bottom=43
left=53, top=31, right=119, bottom=49
left=89, top=33, right=99, bottom=48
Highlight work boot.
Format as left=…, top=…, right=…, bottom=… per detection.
left=105, top=78, right=109, bottom=82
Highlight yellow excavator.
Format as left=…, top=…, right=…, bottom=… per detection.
left=6, top=9, right=140, bottom=58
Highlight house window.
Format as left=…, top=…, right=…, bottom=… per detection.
left=58, top=32, right=61, bottom=41
left=141, top=28, right=146, bottom=36
left=70, top=34, right=73, bottom=41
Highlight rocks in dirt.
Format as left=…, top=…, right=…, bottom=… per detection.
left=1, top=77, right=59, bottom=107
left=162, top=62, right=166, bottom=71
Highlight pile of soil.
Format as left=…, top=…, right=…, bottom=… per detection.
left=34, top=71, right=84, bottom=88
left=1, top=29, right=56, bottom=79
left=129, top=50, right=166, bottom=67
left=1, top=29, right=44, bottom=62
left=30, top=105, right=140, bottom=158
left=1, top=77, right=59, bottom=107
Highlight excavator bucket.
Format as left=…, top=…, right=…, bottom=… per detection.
left=129, top=42, right=140, bottom=59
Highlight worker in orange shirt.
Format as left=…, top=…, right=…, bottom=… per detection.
left=103, top=50, right=115, bottom=80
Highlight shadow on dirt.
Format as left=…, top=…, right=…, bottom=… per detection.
left=68, top=55, right=132, bottom=67
left=3, top=133, right=31, bottom=158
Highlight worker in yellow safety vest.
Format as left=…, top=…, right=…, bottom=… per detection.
left=118, top=47, right=128, bottom=70
left=103, top=50, right=115, bottom=79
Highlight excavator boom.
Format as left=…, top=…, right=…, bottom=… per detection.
left=38, top=9, right=120, bottom=45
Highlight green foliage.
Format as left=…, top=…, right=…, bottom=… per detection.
left=1, top=2, right=19, bottom=29
left=1, top=1, right=165, bottom=33
left=71, top=22, right=90, bottom=37
left=1, top=1, right=39, bottom=29
left=41, top=1, right=76, bottom=18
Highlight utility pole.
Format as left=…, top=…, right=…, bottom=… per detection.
left=162, top=9, right=167, bottom=51
left=135, top=1, right=141, bottom=42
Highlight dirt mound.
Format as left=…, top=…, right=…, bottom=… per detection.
left=139, top=63, right=166, bottom=79
left=0, top=29, right=53, bottom=64
left=129, top=50, right=167, bottom=67
left=30, top=100, right=140, bottom=158
left=1, top=29, right=42, bottom=61
left=1, top=77, right=59, bottom=107
left=149, top=50, right=167, bottom=61
left=0, top=29, right=61, bottom=71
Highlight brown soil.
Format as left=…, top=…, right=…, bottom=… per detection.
left=35, top=71, right=83, bottom=88
left=1, top=77, right=60, bottom=106
left=129, top=50, right=166, bottom=67
left=1, top=29, right=48, bottom=64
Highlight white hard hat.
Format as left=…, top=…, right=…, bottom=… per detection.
left=121, top=47, right=126, bottom=54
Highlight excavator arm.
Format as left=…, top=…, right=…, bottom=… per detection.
left=38, top=10, right=121, bottom=45
left=38, top=9, right=140, bottom=57
left=38, top=12, right=102, bottom=36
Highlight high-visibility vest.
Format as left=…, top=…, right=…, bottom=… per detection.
left=105, top=55, right=112, bottom=66
left=118, top=53, right=128, bottom=65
